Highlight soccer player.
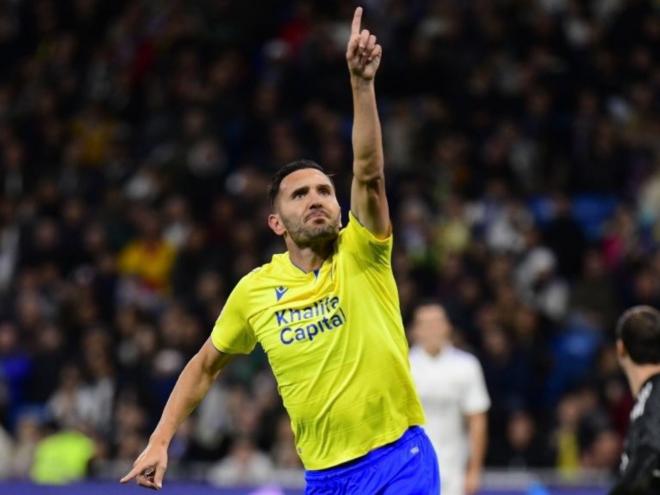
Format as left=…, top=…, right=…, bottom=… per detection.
left=120, top=7, right=439, bottom=494
left=610, top=305, right=660, bottom=495
left=409, top=302, right=490, bottom=495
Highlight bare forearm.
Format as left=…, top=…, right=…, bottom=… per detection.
left=150, top=352, right=222, bottom=446
left=121, top=340, right=231, bottom=488
left=346, top=7, right=389, bottom=235
left=351, top=77, right=383, bottom=180
left=467, top=413, right=488, bottom=472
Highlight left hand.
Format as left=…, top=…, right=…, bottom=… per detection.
left=346, top=7, right=382, bottom=81
left=464, top=466, right=482, bottom=495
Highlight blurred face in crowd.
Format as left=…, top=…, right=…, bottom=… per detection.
left=585, top=429, right=621, bottom=469
left=268, top=168, right=341, bottom=248
left=507, top=410, right=535, bottom=451
left=140, top=211, right=162, bottom=241
left=412, top=304, right=452, bottom=355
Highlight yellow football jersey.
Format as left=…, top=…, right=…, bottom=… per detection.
left=211, top=212, right=425, bottom=469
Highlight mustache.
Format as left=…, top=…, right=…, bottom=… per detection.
left=304, top=209, right=330, bottom=222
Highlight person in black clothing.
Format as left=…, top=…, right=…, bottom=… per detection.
left=610, top=305, right=660, bottom=495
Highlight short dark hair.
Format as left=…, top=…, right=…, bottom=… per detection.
left=267, top=159, right=328, bottom=207
left=616, top=305, right=660, bottom=364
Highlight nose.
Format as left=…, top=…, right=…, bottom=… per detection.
left=306, top=193, right=327, bottom=219
left=308, top=191, right=325, bottom=207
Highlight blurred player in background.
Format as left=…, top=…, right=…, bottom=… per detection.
left=121, top=7, right=439, bottom=494
left=410, top=302, right=490, bottom=495
left=610, top=306, right=660, bottom=495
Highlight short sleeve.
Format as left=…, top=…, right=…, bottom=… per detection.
left=210, top=277, right=257, bottom=355
left=340, top=211, right=393, bottom=267
left=460, top=357, right=491, bottom=415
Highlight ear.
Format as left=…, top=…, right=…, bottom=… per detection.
left=268, top=213, right=286, bottom=236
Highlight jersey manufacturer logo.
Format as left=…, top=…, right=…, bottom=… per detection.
left=275, top=286, right=288, bottom=301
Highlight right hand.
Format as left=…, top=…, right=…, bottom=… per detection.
left=120, top=442, right=168, bottom=490
left=346, top=6, right=382, bottom=82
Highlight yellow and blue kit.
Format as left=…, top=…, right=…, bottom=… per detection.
left=211, top=212, right=436, bottom=491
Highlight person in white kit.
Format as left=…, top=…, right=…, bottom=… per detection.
left=409, top=302, right=491, bottom=495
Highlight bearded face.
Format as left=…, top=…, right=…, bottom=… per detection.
left=268, top=168, right=342, bottom=248
left=279, top=205, right=341, bottom=247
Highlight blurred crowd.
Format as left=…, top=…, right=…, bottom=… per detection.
left=0, top=0, right=659, bottom=485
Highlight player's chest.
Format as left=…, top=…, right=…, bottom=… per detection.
left=249, top=270, right=350, bottom=354
left=412, top=359, right=466, bottom=403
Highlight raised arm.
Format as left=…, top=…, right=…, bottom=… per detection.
left=346, top=7, right=389, bottom=238
left=120, top=339, right=234, bottom=490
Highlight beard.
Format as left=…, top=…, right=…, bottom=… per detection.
left=283, top=213, right=340, bottom=248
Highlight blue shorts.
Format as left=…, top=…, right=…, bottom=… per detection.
left=304, top=426, right=440, bottom=494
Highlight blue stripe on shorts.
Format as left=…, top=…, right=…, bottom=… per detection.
left=304, top=426, right=440, bottom=494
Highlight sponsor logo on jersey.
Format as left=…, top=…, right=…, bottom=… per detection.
left=275, top=296, right=347, bottom=345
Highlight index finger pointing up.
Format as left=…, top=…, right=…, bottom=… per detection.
left=351, top=7, right=363, bottom=36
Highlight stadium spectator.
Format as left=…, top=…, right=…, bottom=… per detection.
left=208, top=436, right=274, bottom=487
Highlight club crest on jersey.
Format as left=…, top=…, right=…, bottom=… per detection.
left=275, top=286, right=288, bottom=301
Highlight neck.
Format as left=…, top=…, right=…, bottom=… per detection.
left=286, top=240, right=333, bottom=273
left=627, top=364, right=660, bottom=397
left=422, top=341, right=448, bottom=357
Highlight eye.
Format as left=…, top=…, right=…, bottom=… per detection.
left=293, top=190, right=305, bottom=199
